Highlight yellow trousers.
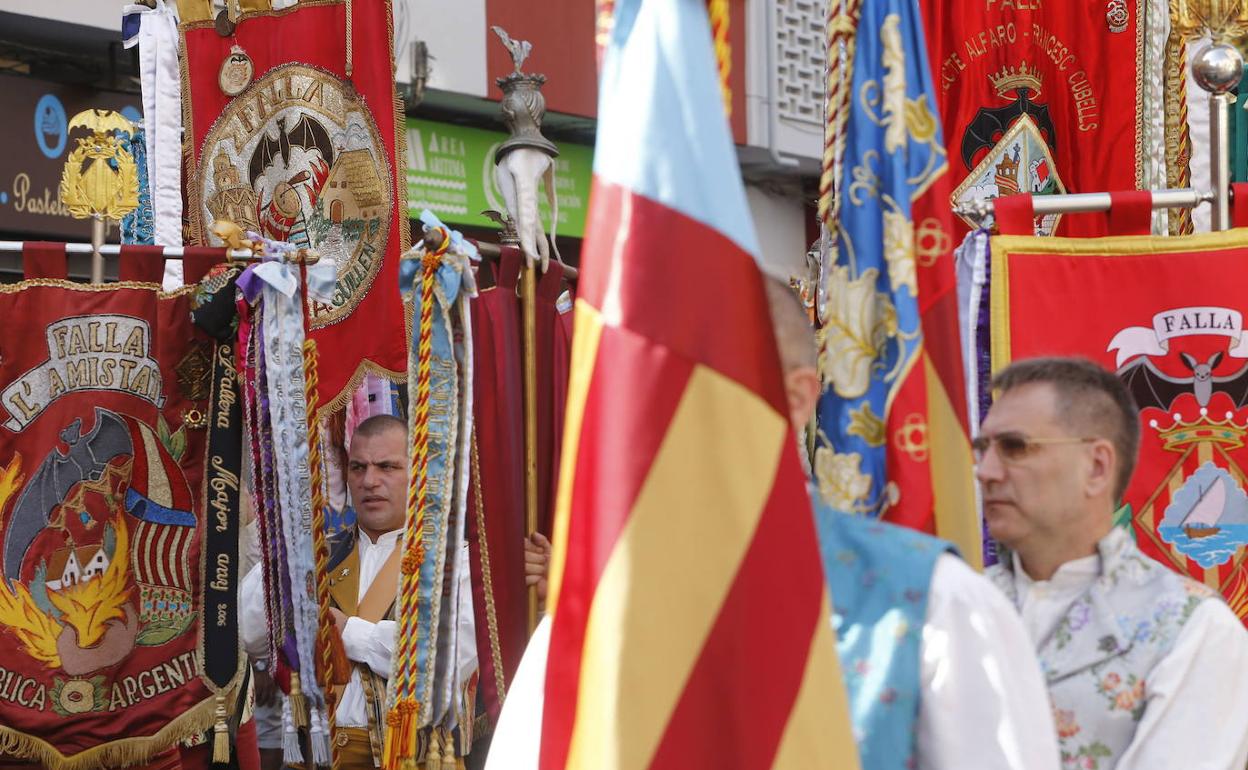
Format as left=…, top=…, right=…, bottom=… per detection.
left=333, top=728, right=375, bottom=770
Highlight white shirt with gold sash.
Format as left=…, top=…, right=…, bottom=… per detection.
left=336, top=528, right=400, bottom=727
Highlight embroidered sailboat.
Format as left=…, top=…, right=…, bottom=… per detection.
left=1182, top=478, right=1225, bottom=539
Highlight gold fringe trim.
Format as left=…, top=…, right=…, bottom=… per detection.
left=1133, top=0, right=1145, bottom=190
left=0, top=278, right=196, bottom=297
left=0, top=689, right=222, bottom=770
left=178, top=0, right=341, bottom=31
left=318, top=357, right=407, bottom=417
left=211, top=694, right=230, bottom=764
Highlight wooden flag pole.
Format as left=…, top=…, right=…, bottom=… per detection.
left=490, top=24, right=561, bottom=637
left=521, top=262, right=540, bottom=635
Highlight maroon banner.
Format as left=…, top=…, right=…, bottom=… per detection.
left=919, top=0, right=1142, bottom=238
left=0, top=282, right=221, bottom=767
left=534, top=266, right=573, bottom=537
left=467, top=253, right=528, bottom=727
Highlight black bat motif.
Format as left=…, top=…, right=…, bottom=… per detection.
left=960, top=89, right=1057, bottom=171
left=1117, top=353, right=1248, bottom=412
left=4, top=410, right=131, bottom=581
left=248, top=113, right=335, bottom=188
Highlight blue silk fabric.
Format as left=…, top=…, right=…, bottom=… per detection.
left=811, top=489, right=954, bottom=769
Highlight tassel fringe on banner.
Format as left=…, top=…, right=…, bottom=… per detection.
left=281, top=698, right=304, bottom=765
left=212, top=694, right=230, bottom=764
left=289, top=671, right=309, bottom=729
left=0, top=693, right=220, bottom=770
left=383, top=233, right=448, bottom=768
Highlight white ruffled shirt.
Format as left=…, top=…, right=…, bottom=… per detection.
left=335, top=528, right=400, bottom=726
left=239, top=528, right=400, bottom=728
left=1010, top=552, right=1248, bottom=770
left=485, top=553, right=1061, bottom=770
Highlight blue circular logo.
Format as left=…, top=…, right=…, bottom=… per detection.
left=34, top=95, right=67, bottom=159
left=121, top=105, right=142, bottom=126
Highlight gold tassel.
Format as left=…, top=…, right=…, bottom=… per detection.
left=426, top=727, right=442, bottom=769
left=288, top=672, right=310, bottom=729
left=212, top=694, right=230, bottom=764
left=439, top=728, right=456, bottom=770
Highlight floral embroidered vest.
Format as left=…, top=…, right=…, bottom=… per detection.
left=987, top=528, right=1215, bottom=770
left=811, top=492, right=953, bottom=770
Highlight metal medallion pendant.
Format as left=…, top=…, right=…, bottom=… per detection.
left=218, top=45, right=254, bottom=97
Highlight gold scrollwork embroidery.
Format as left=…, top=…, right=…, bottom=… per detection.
left=848, top=150, right=882, bottom=205
left=893, top=413, right=929, bottom=462
left=881, top=194, right=917, bottom=295
left=914, top=217, right=952, bottom=268
left=847, top=402, right=887, bottom=447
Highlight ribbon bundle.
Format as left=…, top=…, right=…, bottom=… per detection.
left=384, top=215, right=479, bottom=768
left=238, top=237, right=339, bottom=764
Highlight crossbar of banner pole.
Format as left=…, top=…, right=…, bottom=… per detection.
left=400, top=241, right=580, bottom=281
left=0, top=240, right=580, bottom=280
left=0, top=241, right=261, bottom=261
left=953, top=188, right=1218, bottom=225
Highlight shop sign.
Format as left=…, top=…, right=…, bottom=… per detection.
left=405, top=117, right=592, bottom=238
left=0, top=75, right=140, bottom=239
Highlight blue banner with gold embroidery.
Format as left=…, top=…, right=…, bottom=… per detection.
left=816, top=0, right=978, bottom=562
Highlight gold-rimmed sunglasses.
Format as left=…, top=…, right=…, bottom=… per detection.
left=971, top=432, right=1096, bottom=463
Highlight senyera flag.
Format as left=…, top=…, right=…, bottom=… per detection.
left=540, top=1, right=860, bottom=768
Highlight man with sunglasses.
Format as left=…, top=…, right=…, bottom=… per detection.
left=978, top=357, right=1248, bottom=769
left=485, top=280, right=1061, bottom=770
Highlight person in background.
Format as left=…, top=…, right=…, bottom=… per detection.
left=242, top=414, right=406, bottom=770
left=977, top=357, right=1248, bottom=769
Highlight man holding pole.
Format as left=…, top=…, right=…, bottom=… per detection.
left=241, top=414, right=405, bottom=770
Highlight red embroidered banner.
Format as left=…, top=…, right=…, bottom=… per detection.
left=180, top=0, right=407, bottom=410
left=0, top=283, right=221, bottom=767
left=991, top=230, right=1248, bottom=626
left=919, top=0, right=1142, bottom=237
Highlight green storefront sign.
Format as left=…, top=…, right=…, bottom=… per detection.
left=405, top=118, right=593, bottom=238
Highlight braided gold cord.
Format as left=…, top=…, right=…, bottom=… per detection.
left=1165, top=31, right=1194, bottom=235
left=302, top=337, right=338, bottom=768
left=819, top=0, right=862, bottom=229
left=707, top=0, right=731, bottom=117
left=345, top=0, right=354, bottom=78
left=470, top=429, right=507, bottom=704
left=383, top=241, right=445, bottom=769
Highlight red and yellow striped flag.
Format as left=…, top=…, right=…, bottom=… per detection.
left=538, top=1, right=861, bottom=767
